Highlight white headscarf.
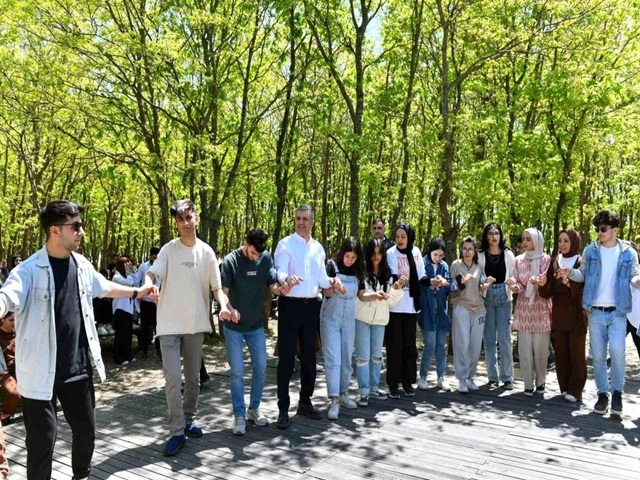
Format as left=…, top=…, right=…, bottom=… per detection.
left=523, top=227, right=544, bottom=305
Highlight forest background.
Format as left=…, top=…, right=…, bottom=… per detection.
left=2, top=0, right=640, bottom=266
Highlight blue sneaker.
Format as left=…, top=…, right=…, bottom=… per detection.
left=163, top=435, right=186, bottom=456
left=184, top=422, right=203, bottom=438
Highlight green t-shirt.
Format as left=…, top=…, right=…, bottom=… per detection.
left=221, top=248, right=277, bottom=332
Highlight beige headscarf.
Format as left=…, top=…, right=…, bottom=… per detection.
left=523, top=227, right=544, bottom=305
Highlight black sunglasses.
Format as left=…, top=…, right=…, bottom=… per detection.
left=57, top=221, right=84, bottom=232
left=595, top=225, right=611, bottom=233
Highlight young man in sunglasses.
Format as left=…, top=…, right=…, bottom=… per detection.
left=0, top=200, right=158, bottom=480
left=558, top=210, right=640, bottom=416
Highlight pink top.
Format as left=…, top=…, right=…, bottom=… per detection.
left=513, top=254, right=552, bottom=333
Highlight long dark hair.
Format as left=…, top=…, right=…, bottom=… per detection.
left=480, top=223, right=506, bottom=252
left=115, top=256, right=131, bottom=278
left=364, top=239, right=392, bottom=290
left=333, top=237, right=364, bottom=281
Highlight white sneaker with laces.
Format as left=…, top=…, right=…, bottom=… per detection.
left=564, top=393, right=578, bottom=403
left=339, top=393, right=357, bottom=409
left=247, top=407, right=269, bottom=426
left=418, top=376, right=429, bottom=390
left=458, top=380, right=469, bottom=393
left=466, top=378, right=479, bottom=391
left=437, top=376, right=451, bottom=391
left=327, top=398, right=340, bottom=420
left=233, top=416, right=246, bottom=435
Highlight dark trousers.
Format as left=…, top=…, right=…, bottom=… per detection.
left=138, top=301, right=160, bottom=356
left=385, top=312, right=418, bottom=388
left=626, top=320, right=640, bottom=360
left=113, top=309, right=133, bottom=363
left=552, top=329, right=587, bottom=400
left=277, top=296, right=321, bottom=413
left=23, top=377, right=95, bottom=480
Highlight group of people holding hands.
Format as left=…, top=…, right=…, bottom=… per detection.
left=0, top=200, right=638, bottom=480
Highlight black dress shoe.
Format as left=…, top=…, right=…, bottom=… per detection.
left=276, top=413, right=290, bottom=429
left=296, top=402, right=323, bottom=419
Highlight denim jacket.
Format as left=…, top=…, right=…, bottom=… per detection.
left=0, top=247, right=109, bottom=400
left=568, top=239, right=640, bottom=314
left=418, top=258, right=451, bottom=332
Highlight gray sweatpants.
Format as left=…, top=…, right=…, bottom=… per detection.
left=160, top=333, right=204, bottom=436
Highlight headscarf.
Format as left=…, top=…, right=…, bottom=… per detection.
left=560, top=229, right=581, bottom=257
left=523, top=227, right=544, bottom=305
left=396, top=223, right=421, bottom=311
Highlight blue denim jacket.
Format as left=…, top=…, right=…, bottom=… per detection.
left=418, top=257, right=451, bottom=332
left=569, top=239, right=640, bottom=313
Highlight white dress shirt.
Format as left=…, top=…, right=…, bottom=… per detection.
left=275, top=232, right=332, bottom=298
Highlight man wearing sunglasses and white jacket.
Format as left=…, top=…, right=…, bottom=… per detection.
left=0, top=200, right=157, bottom=480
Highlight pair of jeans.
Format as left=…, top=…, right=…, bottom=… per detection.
left=276, top=297, right=321, bottom=413
left=589, top=309, right=626, bottom=394
left=22, top=377, right=95, bottom=480
left=355, top=320, right=386, bottom=395
left=420, top=328, right=448, bottom=378
left=160, top=333, right=204, bottom=436
left=224, top=325, right=267, bottom=418
left=483, top=284, right=513, bottom=383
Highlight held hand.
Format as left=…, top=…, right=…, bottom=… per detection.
left=556, top=266, right=570, bottom=284
left=504, top=277, right=515, bottom=287
left=140, top=285, right=159, bottom=299
left=398, top=275, right=409, bottom=288
left=286, top=275, right=304, bottom=287
left=480, top=282, right=490, bottom=293
left=461, top=274, right=472, bottom=285
left=486, top=276, right=497, bottom=286
left=392, top=280, right=403, bottom=290
left=376, top=291, right=390, bottom=300
left=229, top=307, right=241, bottom=323
left=279, top=282, right=291, bottom=295
left=537, top=274, right=547, bottom=287
left=528, top=275, right=539, bottom=285
left=219, top=307, right=235, bottom=323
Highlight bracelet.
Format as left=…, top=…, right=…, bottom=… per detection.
left=131, top=289, right=138, bottom=300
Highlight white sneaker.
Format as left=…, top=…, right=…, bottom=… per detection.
left=466, top=378, right=479, bottom=391
left=106, top=325, right=115, bottom=335
left=437, top=377, right=451, bottom=392
left=232, top=416, right=246, bottom=435
left=316, top=363, right=325, bottom=372
left=97, top=326, right=109, bottom=336
left=458, top=380, right=469, bottom=393
left=564, top=393, right=578, bottom=403
left=418, top=376, right=429, bottom=390
left=327, top=398, right=340, bottom=420
left=247, top=407, right=269, bottom=426
left=339, top=393, right=357, bottom=409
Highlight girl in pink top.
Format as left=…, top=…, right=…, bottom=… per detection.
left=511, top=228, right=552, bottom=396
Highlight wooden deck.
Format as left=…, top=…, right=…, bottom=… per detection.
left=4, top=347, right=640, bottom=480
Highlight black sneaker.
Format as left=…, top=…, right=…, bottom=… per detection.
left=611, top=391, right=623, bottom=415
left=404, top=386, right=416, bottom=397
left=486, top=380, right=499, bottom=388
left=296, top=402, right=323, bottom=419
left=389, top=387, right=401, bottom=399
left=503, top=381, right=514, bottom=391
left=593, top=393, right=609, bottom=415
left=535, top=384, right=545, bottom=393
left=276, top=413, right=290, bottom=429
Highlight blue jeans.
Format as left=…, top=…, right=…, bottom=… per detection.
left=420, top=328, right=448, bottom=378
left=355, top=320, right=386, bottom=395
left=224, top=325, right=267, bottom=418
left=321, top=310, right=356, bottom=398
left=483, top=284, right=513, bottom=383
left=589, top=309, right=626, bottom=394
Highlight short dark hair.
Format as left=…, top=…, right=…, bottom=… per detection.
left=426, top=237, right=446, bottom=256
left=40, top=200, right=85, bottom=238
left=150, top=247, right=160, bottom=256
left=372, top=218, right=384, bottom=226
left=592, top=210, right=620, bottom=228
left=170, top=199, right=197, bottom=218
left=245, top=228, right=268, bottom=253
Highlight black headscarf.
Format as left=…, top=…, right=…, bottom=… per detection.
left=395, top=223, right=421, bottom=311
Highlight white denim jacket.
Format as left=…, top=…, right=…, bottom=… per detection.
left=0, top=246, right=109, bottom=400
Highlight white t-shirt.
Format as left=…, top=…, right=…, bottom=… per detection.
left=387, top=246, right=425, bottom=314
left=149, top=238, right=221, bottom=335
left=593, top=243, right=620, bottom=307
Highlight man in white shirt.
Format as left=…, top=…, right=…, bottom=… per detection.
left=560, top=210, right=640, bottom=416
left=143, top=199, right=235, bottom=456
left=274, top=205, right=342, bottom=428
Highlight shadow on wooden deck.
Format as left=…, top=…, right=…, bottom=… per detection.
left=4, top=356, right=640, bottom=479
